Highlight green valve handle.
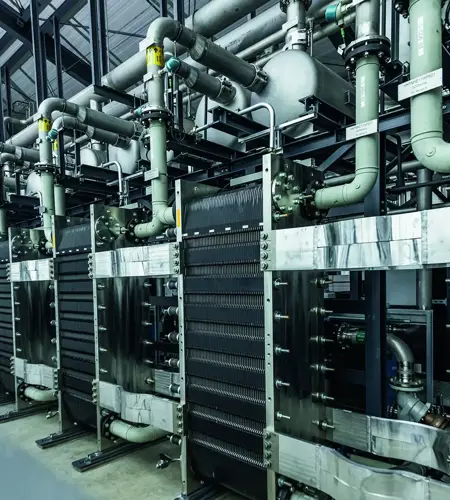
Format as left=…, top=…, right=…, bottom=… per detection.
left=47, top=129, right=58, bottom=141
left=165, top=57, right=181, bottom=74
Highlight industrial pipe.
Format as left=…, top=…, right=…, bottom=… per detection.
left=101, top=161, right=124, bottom=205
left=314, top=0, right=380, bottom=209
left=416, top=169, right=432, bottom=309
left=166, top=57, right=236, bottom=105
left=49, top=115, right=131, bottom=149
left=24, top=386, right=57, bottom=402
left=409, top=0, right=450, bottom=173
left=146, top=18, right=268, bottom=93
left=133, top=51, right=175, bottom=238
left=6, top=0, right=270, bottom=149
left=54, top=184, right=66, bottom=217
left=109, top=419, right=167, bottom=444
left=0, top=143, right=39, bottom=163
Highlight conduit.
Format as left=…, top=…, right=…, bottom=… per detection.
left=24, top=386, right=57, bottom=402
left=409, top=0, right=450, bottom=173
left=109, top=419, right=167, bottom=444
left=314, top=0, right=380, bottom=209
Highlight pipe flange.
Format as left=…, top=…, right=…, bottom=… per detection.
left=139, top=106, right=172, bottom=124
left=280, top=0, right=311, bottom=13
left=127, top=217, right=147, bottom=244
left=18, top=383, right=31, bottom=402
left=101, top=412, right=117, bottom=440
left=389, top=376, right=424, bottom=393
left=11, top=233, right=33, bottom=256
left=272, top=171, right=302, bottom=214
left=95, top=215, right=120, bottom=244
left=343, top=35, right=391, bottom=71
left=34, top=163, right=56, bottom=174
left=243, top=65, right=269, bottom=94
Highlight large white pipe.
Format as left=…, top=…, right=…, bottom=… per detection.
left=24, top=386, right=57, bottom=402
left=109, top=419, right=167, bottom=443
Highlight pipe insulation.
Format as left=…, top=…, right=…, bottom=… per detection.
left=0, top=208, right=6, bottom=237
left=24, top=386, right=57, bottom=402
left=0, top=143, right=39, bottom=163
left=314, top=0, right=380, bottom=209
left=146, top=18, right=268, bottom=93
left=409, top=0, right=450, bottom=173
left=166, top=57, right=236, bottom=105
left=54, top=184, right=66, bottom=217
left=6, top=0, right=271, bottom=148
left=109, top=419, right=167, bottom=444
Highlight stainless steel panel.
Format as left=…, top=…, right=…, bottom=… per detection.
left=268, top=207, right=450, bottom=271
left=99, top=381, right=177, bottom=433
left=328, top=408, right=450, bottom=475
left=14, top=359, right=56, bottom=390
left=93, top=245, right=177, bottom=278
left=9, top=259, right=54, bottom=282
left=276, top=433, right=450, bottom=500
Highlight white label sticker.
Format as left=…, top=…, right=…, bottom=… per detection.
left=418, top=16, right=424, bottom=57
left=360, top=75, right=366, bottom=108
left=398, top=68, right=443, bottom=101
left=346, top=119, right=378, bottom=141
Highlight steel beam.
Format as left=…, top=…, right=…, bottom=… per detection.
left=89, top=0, right=109, bottom=86
left=53, top=17, right=64, bottom=98
left=0, top=0, right=91, bottom=86
left=30, top=0, right=47, bottom=104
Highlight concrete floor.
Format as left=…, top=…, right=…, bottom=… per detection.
left=0, top=403, right=184, bottom=500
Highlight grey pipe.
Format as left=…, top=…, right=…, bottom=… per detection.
left=314, top=1, right=380, bottom=209
left=0, top=209, right=6, bottom=237
left=409, top=0, right=450, bottom=173
left=166, top=57, right=236, bottom=105
left=396, top=392, right=429, bottom=423
left=109, top=419, right=166, bottom=443
left=0, top=143, right=39, bottom=163
left=146, top=18, right=268, bottom=93
left=50, top=115, right=130, bottom=149
left=416, top=169, right=432, bottom=309
left=387, top=334, right=414, bottom=365
left=23, top=386, right=57, bottom=402
left=101, top=161, right=124, bottom=205
left=54, top=184, right=66, bottom=217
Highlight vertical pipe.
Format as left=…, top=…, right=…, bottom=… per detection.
left=4, top=66, right=11, bottom=120
left=30, top=0, right=47, bottom=105
left=417, top=168, right=432, bottom=309
left=53, top=17, right=64, bottom=99
left=285, top=0, right=307, bottom=51
left=0, top=71, right=4, bottom=143
left=54, top=184, right=66, bottom=217
left=89, top=0, right=109, bottom=86
left=159, top=0, right=168, bottom=18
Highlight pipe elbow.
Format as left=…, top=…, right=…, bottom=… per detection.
left=109, top=419, right=167, bottom=444
left=412, top=136, right=450, bottom=174
left=37, top=98, right=68, bottom=119
left=315, top=167, right=378, bottom=209
left=24, top=386, right=57, bottom=402
left=387, top=333, right=414, bottom=365
left=134, top=217, right=166, bottom=239
left=146, top=17, right=183, bottom=46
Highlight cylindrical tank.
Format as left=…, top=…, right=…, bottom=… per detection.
left=195, top=82, right=250, bottom=149
left=251, top=50, right=355, bottom=137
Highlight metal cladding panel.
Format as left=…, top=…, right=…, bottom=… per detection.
left=182, top=185, right=266, bottom=499
left=0, top=260, right=13, bottom=391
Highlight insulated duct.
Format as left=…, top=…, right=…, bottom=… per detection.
left=314, top=0, right=381, bottom=209
left=109, top=419, right=167, bottom=444
left=0, top=143, right=39, bottom=163
left=408, top=0, right=450, bottom=173
left=54, top=184, right=66, bottom=217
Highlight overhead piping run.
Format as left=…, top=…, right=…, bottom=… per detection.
left=0, top=143, right=39, bottom=164
left=165, top=57, right=236, bottom=105
left=313, top=0, right=389, bottom=209
left=109, top=419, right=167, bottom=443
left=144, top=18, right=269, bottom=94
left=408, top=0, right=450, bottom=173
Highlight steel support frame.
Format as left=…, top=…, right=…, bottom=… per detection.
left=30, top=0, right=48, bottom=105
left=53, top=17, right=64, bottom=98
left=89, top=0, right=109, bottom=86
left=363, top=133, right=387, bottom=417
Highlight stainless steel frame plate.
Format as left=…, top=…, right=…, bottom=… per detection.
left=98, top=381, right=178, bottom=433
left=14, top=358, right=56, bottom=390
left=266, top=207, right=450, bottom=271
left=92, top=245, right=177, bottom=278
left=9, top=259, right=54, bottom=282
left=275, top=433, right=450, bottom=500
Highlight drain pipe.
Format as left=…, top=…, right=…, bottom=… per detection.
left=165, top=57, right=236, bottom=105
left=24, top=386, right=57, bottom=402
left=143, top=18, right=268, bottom=93
left=313, top=0, right=383, bottom=209
left=109, top=419, right=167, bottom=443
left=409, top=0, right=450, bottom=173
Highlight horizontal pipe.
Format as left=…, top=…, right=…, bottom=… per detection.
left=0, top=143, right=40, bottom=163
left=109, top=419, right=167, bottom=443
left=24, top=386, right=56, bottom=402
